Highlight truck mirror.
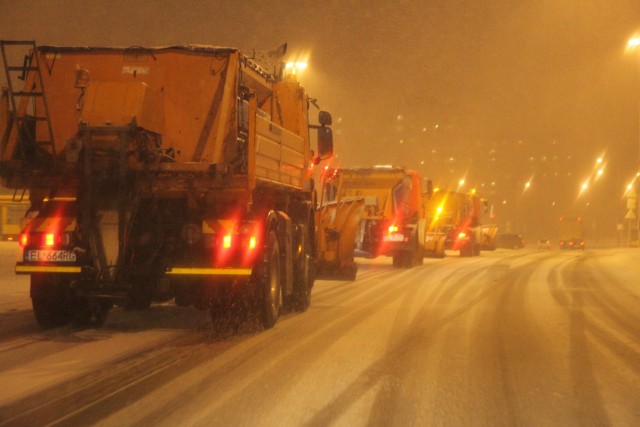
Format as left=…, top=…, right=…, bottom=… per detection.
left=317, top=126, right=333, bottom=159
left=318, top=111, right=332, bottom=126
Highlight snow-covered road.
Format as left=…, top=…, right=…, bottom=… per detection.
left=0, top=242, right=639, bottom=425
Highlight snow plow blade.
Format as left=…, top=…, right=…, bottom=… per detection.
left=423, top=231, right=447, bottom=258
left=315, top=198, right=364, bottom=281
left=479, top=224, right=498, bottom=251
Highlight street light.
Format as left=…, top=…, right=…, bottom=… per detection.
left=625, top=33, right=640, bottom=243
left=578, top=179, right=590, bottom=197
left=627, top=34, right=640, bottom=52
left=515, top=179, right=532, bottom=235
left=625, top=182, right=634, bottom=196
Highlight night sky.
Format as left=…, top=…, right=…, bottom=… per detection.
left=2, top=0, right=640, bottom=239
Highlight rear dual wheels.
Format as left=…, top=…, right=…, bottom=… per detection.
left=214, top=223, right=311, bottom=331
left=209, top=229, right=284, bottom=332
left=459, top=243, right=472, bottom=257
left=289, top=225, right=313, bottom=311
left=392, top=247, right=423, bottom=269
left=30, top=274, right=111, bottom=329
left=259, top=230, right=282, bottom=329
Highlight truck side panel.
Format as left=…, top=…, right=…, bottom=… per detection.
left=255, top=114, right=305, bottom=187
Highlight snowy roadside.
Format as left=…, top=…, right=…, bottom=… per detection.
left=0, top=241, right=28, bottom=296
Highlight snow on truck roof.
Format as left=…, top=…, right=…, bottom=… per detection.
left=39, top=44, right=279, bottom=79
left=39, top=44, right=239, bottom=54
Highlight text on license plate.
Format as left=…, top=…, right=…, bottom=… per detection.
left=383, top=234, right=405, bottom=242
left=26, top=250, right=77, bottom=262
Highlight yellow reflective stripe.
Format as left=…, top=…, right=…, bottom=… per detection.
left=33, top=217, right=77, bottom=232
left=15, top=265, right=253, bottom=276
left=15, top=265, right=82, bottom=274
left=166, top=267, right=252, bottom=276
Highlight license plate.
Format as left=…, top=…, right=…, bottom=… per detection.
left=26, top=250, right=77, bottom=262
left=383, top=234, right=404, bottom=242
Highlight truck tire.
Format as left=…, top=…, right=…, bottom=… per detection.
left=30, top=274, right=70, bottom=329
left=460, top=243, right=471, bottom=257
left=290, top=225, right=313, bottom=312
left=395, top=249, right=419, bottom=269
left=392, top=253, right=402, bottom=268
left=344, top=263, right=358, bottom=281
left=405, top=251, right=415, bottom=268
left=410, top=242, right=424, bottom=267
left=259, top=230, right=282, bottom=329
left=471, top=234, right=480, bottom=256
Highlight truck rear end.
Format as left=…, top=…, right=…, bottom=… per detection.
left=1, top=41, right=334, bottom=330
left=320, top=166, right=424, bottom=268
left=559, top=216, right=585, bottom=250
left=423, top=189, right=484, bottom=257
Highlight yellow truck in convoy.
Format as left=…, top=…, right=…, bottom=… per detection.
left=320, top=166, right=437, bottom=267
left=0, top=192, right=30, bottom=240
left=558, top=216, right=585, bottom=250
left=423, top=188, right=496, bottom=257
left=0, top=40, right=358, bottom=330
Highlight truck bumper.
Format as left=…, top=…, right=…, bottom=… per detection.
left=15, top=263, right=82, bottom=274
left=16, top=263, right=254, bottom=278
left=165, top=267, right=252, bottom=276
left=380, top=240, right=414, bottom=256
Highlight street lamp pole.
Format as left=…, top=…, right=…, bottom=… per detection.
left=517, top=180, right=531, bottom=236
left=631, top=38, right=640, bottom=162
left=626, top=34, right=640, bottom=244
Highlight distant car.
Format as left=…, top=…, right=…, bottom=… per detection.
left=495, top=233, right=525, bottom=249
left=559, top=237, right=585, bottom=250
left=537, top=239, right=551, bottom=249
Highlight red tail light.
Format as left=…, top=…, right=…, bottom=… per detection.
left=248, top=236, right=257, bottom=250
left=214, top=220, right=262, bottom=266
left=19, top=231, right=75, bottom=248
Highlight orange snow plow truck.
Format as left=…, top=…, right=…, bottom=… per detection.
left=423, top=188, right=496, bottom=256
left=0, top=41, right=359, bottom=330
left=320, top=166, right=442, bottom=268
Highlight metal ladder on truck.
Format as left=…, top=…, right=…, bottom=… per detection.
left=0, top=40, right=56, bottom=165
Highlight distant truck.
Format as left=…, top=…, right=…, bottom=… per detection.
left=320, top=166, right=427, bottom=268
left=423, top=188, right=496, bottom=256
left=0, top=41, right=356, bottom=330
left=0, top=193, right=30, bottom=240
left=559, top=216, right=585, bottom=250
